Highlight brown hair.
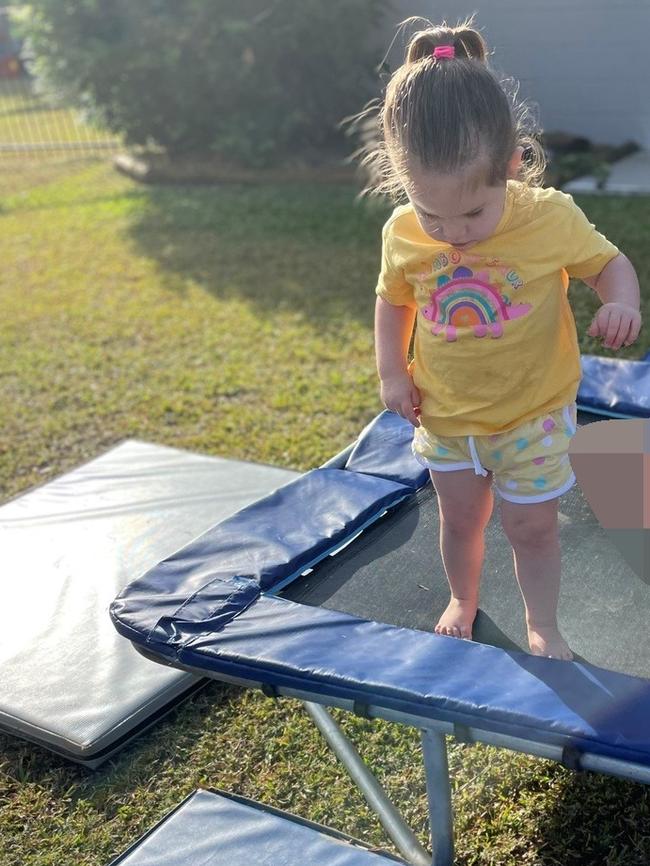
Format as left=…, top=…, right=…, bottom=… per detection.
left=348, top=16, right=546, bottom=201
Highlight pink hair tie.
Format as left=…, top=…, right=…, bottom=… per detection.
left=433, top=44, right=455, bottom=60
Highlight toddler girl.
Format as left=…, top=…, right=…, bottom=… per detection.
left=368, top=19, right=642, bottom=659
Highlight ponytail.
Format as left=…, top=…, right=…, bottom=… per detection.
left=346, top=15, right=546, bottom=202
left=405, top=23, right=488, bottom=65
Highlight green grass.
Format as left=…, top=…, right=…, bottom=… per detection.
left=1, top=159, right=649, bottom=866
left=0, top=79, right=120, bottom=150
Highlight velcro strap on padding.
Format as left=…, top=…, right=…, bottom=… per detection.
left=561, top=744, right=583, bottom=772
left=353, top=700, right=372, bottom=719
left=453, top=723, right=474, bottom=744
left=260, top=683, right=279, bottom=700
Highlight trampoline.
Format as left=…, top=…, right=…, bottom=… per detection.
left=109, top=354, right=650, bottom=865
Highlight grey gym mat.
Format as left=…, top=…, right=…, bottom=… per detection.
left=0, top=440, right=297, bottom=765
left=109, top=788, right=404, bottom=865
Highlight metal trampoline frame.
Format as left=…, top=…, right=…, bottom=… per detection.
left=135, top=644, right=650, bottom=866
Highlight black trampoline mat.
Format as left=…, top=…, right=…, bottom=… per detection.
left=282, top=472, right=650, bottom=679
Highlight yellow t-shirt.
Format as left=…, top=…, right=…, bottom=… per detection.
left=375, top=181, right=620, bottom=436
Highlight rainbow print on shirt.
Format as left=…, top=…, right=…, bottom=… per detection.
left=417, top=257, right=530, bottom=343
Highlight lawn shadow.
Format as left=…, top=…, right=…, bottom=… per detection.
left=126, top=181, right=392, bottom=331
left=531, top=764, right=650, bottom=865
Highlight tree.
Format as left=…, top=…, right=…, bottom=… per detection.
left=24, top=0, right=390, bottom=166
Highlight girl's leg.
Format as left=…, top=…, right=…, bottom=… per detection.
left=499, top=497, right=573, bottom=660
left=430, top=468, right=494, bottom=639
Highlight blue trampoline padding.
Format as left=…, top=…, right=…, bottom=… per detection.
left=344, top=411, right=430, bottom=489
left=110, top=788, right=403, bottom=865
left=111, top=395, right=650, bottom=770
left=111, top=464, right=414, bottom=639
left=578, top=355, right=650, bottom=418
left=113, top=585, right=650, bottom=768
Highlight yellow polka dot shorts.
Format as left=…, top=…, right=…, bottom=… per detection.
left=412, top=402, right=578, bottom=503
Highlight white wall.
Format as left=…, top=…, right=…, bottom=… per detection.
left=380, top=1, right=650, bottom=148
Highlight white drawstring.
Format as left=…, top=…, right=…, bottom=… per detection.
left=467, top=436, right=488, bottom=476
left=562, top=403, right=577, bottom=435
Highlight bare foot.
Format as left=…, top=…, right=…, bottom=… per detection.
left=434, top=597, right=477, bottom=640
left=527, top=623, right=574, bottom=660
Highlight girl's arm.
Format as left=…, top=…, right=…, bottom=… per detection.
left=375, top=296, right=421, bottom=426
left=581, top=253, right=642, bottom=350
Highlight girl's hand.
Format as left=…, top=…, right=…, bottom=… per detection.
left=586, top=302, right=642, bottom=350
left=380, top=373, right=422, bottom=427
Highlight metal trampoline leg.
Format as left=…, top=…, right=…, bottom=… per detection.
left=303, top=701, right=432, bottom=866
left=421, top=729, right=454, bottom=866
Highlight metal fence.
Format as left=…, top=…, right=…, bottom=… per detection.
left=0, top=76, right=121, bottom=156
